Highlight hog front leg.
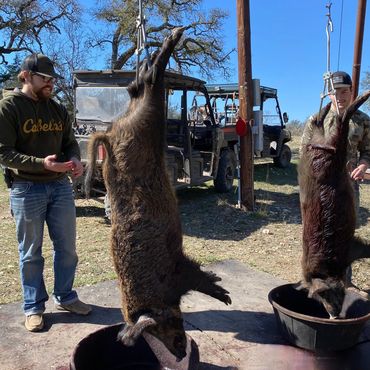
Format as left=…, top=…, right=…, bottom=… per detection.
left=347, top=236, right=370, bottom=264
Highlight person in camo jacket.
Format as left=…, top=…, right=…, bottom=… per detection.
left=0, top=53, right=91, bottom=332
left=301, top=70, right=370, bottom=296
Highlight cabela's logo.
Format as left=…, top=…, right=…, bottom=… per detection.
left=23, top=118, right=63, bottom=133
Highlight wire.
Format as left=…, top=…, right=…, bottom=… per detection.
left=325, top=2, right=333, bottom=73
left=337, top=0, right=345, bottom=70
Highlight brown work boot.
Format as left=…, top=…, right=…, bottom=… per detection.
left=25, top=314, right=44, bottom=332
left=55, top=299, right=92, bottom=315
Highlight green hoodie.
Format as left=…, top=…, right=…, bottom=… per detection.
left=0, top=89, right=80, bottom=182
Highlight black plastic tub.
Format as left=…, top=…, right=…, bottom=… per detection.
left=70, top=323, right=199, bottom=370
left=268, top=283, right=370, bottom=352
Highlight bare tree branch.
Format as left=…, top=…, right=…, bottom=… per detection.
left=0, top=0, right=79, bottom=65
left=91, top=0, right=234, bottom=79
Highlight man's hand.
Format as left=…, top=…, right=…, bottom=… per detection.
left=43, top=154, right=73, bottom=173
left=350, top=163, right=368, bottom=181
left=70, top=157, right=84, bottom=178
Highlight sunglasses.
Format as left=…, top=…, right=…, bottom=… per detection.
left=32, top=72, right=56, bottom=84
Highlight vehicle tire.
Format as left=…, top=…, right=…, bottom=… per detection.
left=273, top=144, right=291, bottom=168
left=214, top=150, right=236, bottom=193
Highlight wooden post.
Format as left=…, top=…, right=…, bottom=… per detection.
left=351, top=0, right=367, bottom=101
left=237, top=0, right=254, bottom=211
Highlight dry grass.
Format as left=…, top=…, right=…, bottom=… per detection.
left=1, top=135, right=370, bottom=305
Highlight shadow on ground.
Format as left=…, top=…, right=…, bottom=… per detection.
left=198, top=364, right=238, bottom=370
left=254, top=161, right=298, bottom=187
left=43, top=305, right=123, bottom=331
left=178, top=185, right=301, bottom=241
left=183, top=310, right=284, bottom=346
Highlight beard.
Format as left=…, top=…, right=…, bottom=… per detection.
left=29, top=76, right=53, bottom=101
left=33, top=86, right=52, bottom=101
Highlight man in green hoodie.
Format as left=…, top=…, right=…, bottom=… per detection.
left=0, top=54, right=91, bottom=332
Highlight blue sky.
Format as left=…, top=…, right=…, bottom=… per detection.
left=83, top=0, right=369, bottom=123
left=202, top=0, right=370, bottom=122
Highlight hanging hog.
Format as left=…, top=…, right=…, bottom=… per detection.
left=85, top=27, right=231, bottom=360
left=298, top=90, right=370, bottom=318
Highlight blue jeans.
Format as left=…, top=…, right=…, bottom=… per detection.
left=346, top=180, right=360, bottom=284
left=10, top=177, right=78, bottom=315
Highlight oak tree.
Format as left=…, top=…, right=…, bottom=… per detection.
left=91, top=0, right=234, bottom=79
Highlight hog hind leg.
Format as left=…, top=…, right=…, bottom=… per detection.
left=144, top=27, right=185, bottom=86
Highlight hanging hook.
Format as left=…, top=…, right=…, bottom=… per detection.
left=319, top=2, right=339, bottom=116
left=135, top=0, right=151, bottom=85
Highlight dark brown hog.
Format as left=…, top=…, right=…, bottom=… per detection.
left=298, top=90, right=370, bottom=318
left=84, top=27, right=231, bottom=360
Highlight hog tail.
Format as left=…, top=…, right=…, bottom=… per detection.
left=85, top=132, right=111, bottom=198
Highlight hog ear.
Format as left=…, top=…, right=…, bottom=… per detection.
left=342, top=90, right=370, bottom=123
left=117, top=314, right=157, bottom=346
left=315, top=102, right=332, bottom=126
left=308, top=278, right=329, bottom=298
left=293, top=280, right=308, bottom=291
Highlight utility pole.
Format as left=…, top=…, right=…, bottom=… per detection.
left=352, top=0, right=367, bottom=101
left=237, top=0, right=254, bottom=211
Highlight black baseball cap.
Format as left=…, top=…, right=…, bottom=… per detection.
left=21, top=53, right=63, bottom=79
left=332, top=71, right=352, bottom=88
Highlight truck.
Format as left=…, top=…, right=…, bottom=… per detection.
left=72, top=70, right=290, bottom=196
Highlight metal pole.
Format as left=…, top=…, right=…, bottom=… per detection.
left=237, top=0, right=254, bottom=211
left=352, top=0, right=367, bottom=101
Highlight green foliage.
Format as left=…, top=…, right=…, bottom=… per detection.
left=0, top=59, right=21, bottom=90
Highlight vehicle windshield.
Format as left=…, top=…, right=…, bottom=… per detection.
left=75, top=86, right=131, bottom=122
left=262, top=98, right=281, bottom=126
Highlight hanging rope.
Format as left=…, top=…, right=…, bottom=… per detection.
left=319, top=2, right=339, bottom=117
left=135, top=0, right=151, bottom=85
left=337, top=0, right=344, bottom=70
left=326, top=2, right=333, bottom=73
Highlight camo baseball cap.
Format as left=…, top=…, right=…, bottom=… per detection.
left=332, top=71, right=352, bottom=88
left=21, top=53, right=63, bottom=79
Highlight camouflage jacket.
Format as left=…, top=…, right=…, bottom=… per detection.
left=301, top=106, right=370, bottom=168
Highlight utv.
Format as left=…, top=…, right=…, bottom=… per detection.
left=72, top=70, right=233, bottom=195
left=204, top=82, right=292, bottom=168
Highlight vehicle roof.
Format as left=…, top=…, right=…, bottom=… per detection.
left=73, top=69, right=207, bottom=91
left=206, top=83, right=278, bottom=99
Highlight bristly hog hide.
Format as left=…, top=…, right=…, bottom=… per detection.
left=298, top=90, right=370, bottom=319
left=84, top=27, right=231, bottom=360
